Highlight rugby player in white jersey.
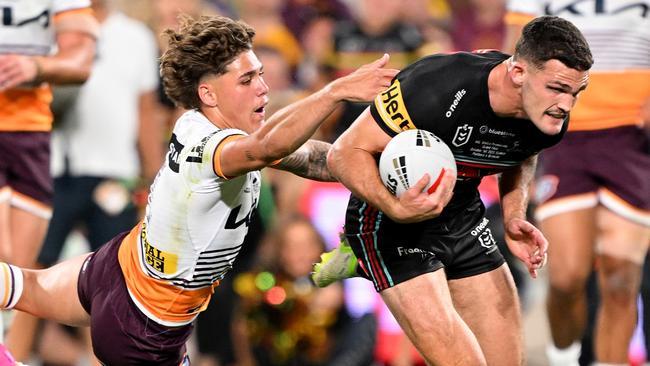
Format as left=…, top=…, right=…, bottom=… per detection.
left=505, top=2, right=650, bottom=365
left=0, top=15, right=398, bottom=365
left=0, top=0, right=98, bottom=360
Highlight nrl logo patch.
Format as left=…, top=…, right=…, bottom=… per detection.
left=452, top=124, right=473, bottom=147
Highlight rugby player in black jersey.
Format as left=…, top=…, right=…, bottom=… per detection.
left=313, top=15, right=592, bottom=365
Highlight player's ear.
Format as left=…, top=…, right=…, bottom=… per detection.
left=508, top=58, right=526, bottom=87
left=198, top=79, right=218, bottom=107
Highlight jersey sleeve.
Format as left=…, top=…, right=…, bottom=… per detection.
left=369, top=55, right=456, bottom=137
left=369, top=58, right=442, bottom=137
left=180, top=129, right=247, bottom=184
left=370, top=78, right=417, bottom=137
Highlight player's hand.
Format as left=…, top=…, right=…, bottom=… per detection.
left=0, top=54, right=40, bottom=91
left=329, top=53, right=399, bottom=103
left=390, top=170, right=456, bottom=223
left=504, top=218, right=548, bottom=279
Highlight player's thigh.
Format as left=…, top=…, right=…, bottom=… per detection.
left=449, top=264, right=523, bottom=364
left=17, top=253, right=91, bottom=327
left=9, top=206, right=50, bottom=267
left=0, top=198, right=10, bottom=261
left=381, top=270, right=485, bottom=365
left=596, top=206, right=650, bottom=264
left=540, top=208, right=596, bottom=287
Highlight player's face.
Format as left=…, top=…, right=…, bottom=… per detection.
left=210, top=50, right=269, bottom=133
left=280, top=222, right=323, bottom=279
left=521, top=59, right=589, bottom=135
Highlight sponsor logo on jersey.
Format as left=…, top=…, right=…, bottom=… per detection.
left=544, top=1, right=649, bottom=17
left=0, top=6, right=49, bottom=28
left=445, top=89, right=466, bottom=118
left=142, top=238, right=179, bottom=275
left=479, top=125, right=515, bottom=137
left=374, top=79, right=416, bottom=133
left=168, top=133, right=184, bottom=173
left=452, top=124, right=473, bottom=147
left=186, top=133, right=216, bottom=163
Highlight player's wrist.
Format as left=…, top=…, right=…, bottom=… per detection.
left=30, top=56, right=43, bottom=83
left=385, top=197, right=411, bottom=223
left=322, top=79, right=346, bottom=103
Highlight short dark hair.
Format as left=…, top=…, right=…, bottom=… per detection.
left=160, top=15, right=256, bottom=110
left=514, top=15, right=593, bottom=71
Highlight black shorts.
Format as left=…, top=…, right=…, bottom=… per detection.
left=345, top=194, right=505, bottom=292
left=77, top=232, right=193, bottom=365
left=39, top=176, right=138, bottom=266
left=0, top=131, right=52, bottom=205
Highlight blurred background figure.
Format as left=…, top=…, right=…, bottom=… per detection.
left=120, top=0, right=221, bottom=132
left=400, top=0, right=454, bottom=56
left=0, top=0, right=98, bottom=360
left=504, top=1, right=650, bottom=365
left=235, top=0, right=304, bottom=75
left=323, top=0, right=428, bottom=141
left=232, top=215, right=375, bottom=366
left=4, top=0, right=164, bottom=363
left=449, top=0, right=505, bottom=51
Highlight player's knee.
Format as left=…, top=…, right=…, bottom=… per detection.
left=548, top=273, right=588, bottom=298
left=599, top=255, right=641, bottom=306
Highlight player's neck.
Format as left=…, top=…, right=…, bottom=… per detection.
left=487, top=61, right=524, bottom=119
left=200, top=108, right=231, bottom=130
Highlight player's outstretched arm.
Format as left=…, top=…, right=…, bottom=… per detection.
left=272, top=140, right=337, bottom=182
left=218, top=54, right=399, bottom=178
left=499, top=155, right=547, bottom=278
left=328, top=109, right=455, bottom=223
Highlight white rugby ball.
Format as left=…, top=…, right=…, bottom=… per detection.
left=379, top=129, right=456, bottom=197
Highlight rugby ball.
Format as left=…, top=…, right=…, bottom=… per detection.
left=379, top=129, right=456, bottom=197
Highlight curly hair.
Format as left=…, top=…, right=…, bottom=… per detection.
left=160, top=15, right=256, bottom=110
left=514, top=15, right=593, bottom=72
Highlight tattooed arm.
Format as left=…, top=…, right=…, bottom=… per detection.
left=272, top=140, right=337, bottom=182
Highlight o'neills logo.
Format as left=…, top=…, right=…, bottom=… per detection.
left=445, top=89, right=466, bottom=118
left=375, top=79, right=416, bottom=133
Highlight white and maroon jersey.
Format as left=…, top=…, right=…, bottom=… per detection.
left=0, top=0, right=90, bottom=55
left=0, top=0, right=92, bottom=131
left=118, top=110, right=261, bottom=326
left=505, top=0, right=650, bottom=131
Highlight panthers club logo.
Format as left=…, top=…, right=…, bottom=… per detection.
left=452, top=124, right=473, bottom=147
